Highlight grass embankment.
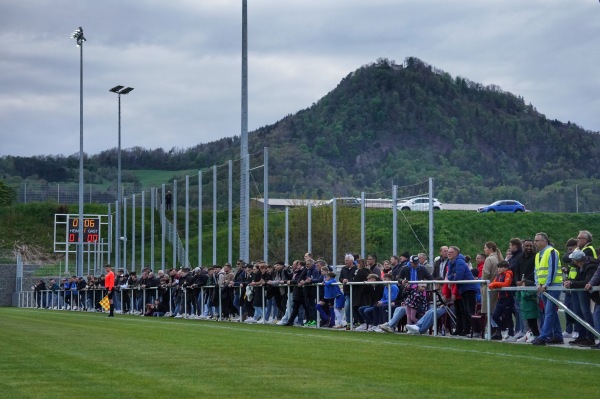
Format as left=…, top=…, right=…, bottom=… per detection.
left=0, top=308, right=598, bottom=398
left=2, top=202, right=600, bottom=270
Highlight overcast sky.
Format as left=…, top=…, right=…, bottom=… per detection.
left=1, top=0, right=599, bottom=157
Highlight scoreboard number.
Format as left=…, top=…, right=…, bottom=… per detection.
left=68, top=217, right=100, bottom=243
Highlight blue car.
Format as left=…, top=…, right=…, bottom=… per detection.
left=477, top=200, right=526, bottom=213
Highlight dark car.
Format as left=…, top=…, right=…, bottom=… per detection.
left=478, top=200, right=526, bottom=213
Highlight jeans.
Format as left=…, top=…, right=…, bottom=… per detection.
left=538, top=286, right=563, bottom=341
left=344, top=295, right=352, bottom=324
left=358, top=306, right=375, bottom=325
left=572, top=291, right=595, bottom=339
left=388, top=306, right=407, bottom=328
left=417, top=307, right=448, bottom=334
left=593, top=303, right=600, bottom=333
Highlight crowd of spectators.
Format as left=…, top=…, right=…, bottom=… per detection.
left=29, top=233, right=600, bottom=348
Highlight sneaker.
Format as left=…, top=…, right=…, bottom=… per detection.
left=577, top=338, right=596, bottom=347
left=174, top=314, right=182, bottom=319
left=572, top=332, right=579, bottom=339
left=354, top=323, right=368, bottom=331
left=276, top=320, right=287, bottom=325
left=569, top=337, right=586, bottom=346
left=244, top=318, right=257, bottom=323
left=526, top=334, right=538, bottom=343
left=504, top=335, right=517, bottom=343
left=562, top=331, right=573, bottom=339
left=591, top=343, right=600, bottom=350
left=514, top=331, right=525, bottom=340
left=305, top=320, right=317, bottom=327
left=405, top=324, right=420, bottom=335
left=379, top=323, right=394, bottom=333
left=164, top=312, right=172, bottom=317
left=372, top=326, right=384, bottom=333
left=547, top=336, right=564, bottom=345
left=517, top=332, right=530, bottom=343
left=531, top=338, right=546, bottom=346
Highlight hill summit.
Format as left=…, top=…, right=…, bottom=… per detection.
left=2, top=57, right=600, bottom=212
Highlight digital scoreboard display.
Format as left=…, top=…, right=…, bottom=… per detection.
left=68, top=217, right=100, bottom=243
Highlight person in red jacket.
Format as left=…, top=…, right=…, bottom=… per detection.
left=105, top=264, right=115, bottom=317
left=488, top=261, right=514, bottom=341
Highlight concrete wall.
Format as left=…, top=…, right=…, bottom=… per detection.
left=0, top=264, right=17, bottom=307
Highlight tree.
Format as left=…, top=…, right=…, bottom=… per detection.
left=0, top=180, right=16, bottom=206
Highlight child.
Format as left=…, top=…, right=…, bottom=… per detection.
left=317, top=270, right=344, bottom=327
left=403, top=281, right=428, bottom=324
left=488, top=260, right=515, bottom=341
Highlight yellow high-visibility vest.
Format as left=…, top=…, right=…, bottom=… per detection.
left=535, top=246, right=562, bottom=285
left=568, top=245, right=597, bottom=279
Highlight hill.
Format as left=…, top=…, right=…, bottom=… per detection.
left=2, top=57, right=600, bottom=212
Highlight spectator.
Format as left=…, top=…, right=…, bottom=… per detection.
left=418, top=253, right=432, bottom=275
left=48, top=278, right=61, bottom=309
left=432, top=246, right=449, bottom=280
left=506, top=238, right=524, bottom=338
left=219, top=263, right=236, bottom=320
left=381, top=260, right=392, bottom=278
left=367, top=255, right=382, bottom=276
left=405, top=289, right=456, bottom=335
left=475, top=253, right=486, bottom=278
left=392, top=252, right=410, bottom=279
left=488, top=261, right=516, bottom=341
left=514, top=239, right=540, bottom=343
left=366, top=273, right=399, bottom=331
left=145, top=298, right=168, bottom=317
left=561, top=237, right=579, bottom=338
left=284, top=260, right=309, bottom=327
left=564, top=250, right=598, bottom=347
left=399, top=255, right=434, bottom=282
left=531, top=232, right=564, bottom=346
left=32, top=279, right=47, bottom=308
left=481, top=241, right=502, bottom=322
left=584, top=260, right=600, bottom=349
left=269, top=261, right=291, bottom=321
left=352, top=259, right=372, bottom=330
left=316, top=270, right=343, bottom=327
left=303, top=258, right=322, bottom=327
left=446, top=246, right=479, bottom=336
left=339, top=254, right=357, bottom=327
left=356, top=273, right=384, bottom=331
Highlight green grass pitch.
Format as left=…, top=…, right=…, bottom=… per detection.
left=0, top=308, right=598, bottom=398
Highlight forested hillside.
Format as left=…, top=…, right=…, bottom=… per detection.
left=2, top=57, right=600, bottom=211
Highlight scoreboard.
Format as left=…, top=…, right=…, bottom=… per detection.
left=68, top=217, right=100, bottom=243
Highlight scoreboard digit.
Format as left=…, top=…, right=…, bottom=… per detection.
left=68, top=217, right=100, bottom=243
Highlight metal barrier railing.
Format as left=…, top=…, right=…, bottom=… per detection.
left=17, top=282, right=600, bottom=342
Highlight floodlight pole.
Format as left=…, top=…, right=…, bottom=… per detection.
left=109, top=85, right=134, bottom=270
left=240, top=0, right=250, bottom=263
left=71, top=27, right=86, bottom=278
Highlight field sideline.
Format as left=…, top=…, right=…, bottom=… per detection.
left=0, top=308, right=598, bottom=398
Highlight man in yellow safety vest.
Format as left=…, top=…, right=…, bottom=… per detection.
left=531, top=232, right=564, bottom=346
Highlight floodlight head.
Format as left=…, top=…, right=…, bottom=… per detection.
left=110, top=85, right=125, bottom=93
left=119, top=87, right=134, bottom=95
left=70, top=27, right=86, bottom=46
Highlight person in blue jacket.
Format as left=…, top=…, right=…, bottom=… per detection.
left=446, top=246, right=479, bottom=336
left=317, top=270, right=344, bottom=327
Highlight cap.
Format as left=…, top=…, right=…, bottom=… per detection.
left=569, top=250, right=586, bottom=261
left=410, top=255, right=419, bottom=263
